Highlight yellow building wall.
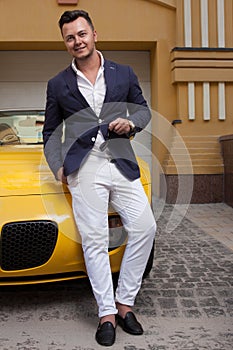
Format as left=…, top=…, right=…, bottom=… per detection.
left=170, top=0, right=233, bottom=179
left=165, top=0, right=233, bottom=203
left=0, top=0, right=177, bottom=190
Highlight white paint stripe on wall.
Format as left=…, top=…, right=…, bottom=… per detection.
left=188, top=82, right=195, bottom=120
left=218, top=82, right=226, bottom=120
left=201, top=0, right=209, bottom=47
left=217, top=0, right=225, bottom=48
left=184, top=0, right=195, bottom=120
left=217, top=0, right=226, bottom=121
left=203, top=82, right=210, bottom=120
left=184, top=0, right=192, bottom=47
left=201, top=0, right=210, bottom=121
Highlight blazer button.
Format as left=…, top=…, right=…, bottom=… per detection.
left=91, top=137, right=96, bottom=142
left=98, top=118, right=102, bottom=124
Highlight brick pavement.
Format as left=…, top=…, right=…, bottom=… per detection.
left=182, top=203, right=233, bottom=250
left=0, top=202, right=232, bottom=349
left=138, top=202, right=233, bottom=318
left=134, top=201, right=233, bottom=349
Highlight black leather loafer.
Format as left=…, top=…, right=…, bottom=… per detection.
left=117, top=311, right=143, bottom=335
left=95, top=321, right=116, bottom=346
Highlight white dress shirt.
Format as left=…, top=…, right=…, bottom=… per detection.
left=71, top=51, right=106, bottom=151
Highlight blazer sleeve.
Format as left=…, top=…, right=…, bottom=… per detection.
left=43, top=79, right=64, bottom=177
left=126, top=66, right=151, bottom=133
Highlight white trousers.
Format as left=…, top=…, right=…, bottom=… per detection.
left=67, top=150, right=156, bottom=318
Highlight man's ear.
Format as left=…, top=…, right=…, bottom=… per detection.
left=94, top=30, right=98, bottom=42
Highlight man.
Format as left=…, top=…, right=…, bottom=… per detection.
left=43, top=10, right=156, bottom=347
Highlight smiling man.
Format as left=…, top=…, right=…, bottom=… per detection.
left=62, top=14, right=97, bottom=62
left=43, top=10, right=156, bottom=347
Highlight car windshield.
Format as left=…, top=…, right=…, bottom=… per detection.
left=0, top=110, right=44, bottom=145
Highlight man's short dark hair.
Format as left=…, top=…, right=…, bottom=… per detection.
left=58, top=10, right=94, bottom=32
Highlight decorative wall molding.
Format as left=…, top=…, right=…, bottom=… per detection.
left=57, top=0, right=78, bottom=5
left=144, top=0, right=176, bottom=9
left=171, top=49, right=233, bottom=83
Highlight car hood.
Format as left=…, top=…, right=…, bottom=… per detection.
left=0, top=145, right=65, bottom=196
left=0, top=145, right=151, bottom=197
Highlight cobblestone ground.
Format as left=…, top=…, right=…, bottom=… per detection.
left=135, top=204, right=233, bottom=349
left=0, top=204, right=232, bottom=350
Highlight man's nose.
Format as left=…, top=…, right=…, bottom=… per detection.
left=74, top=35, right=81, bottom=45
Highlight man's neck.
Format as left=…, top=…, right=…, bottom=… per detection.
left=74, top=50, right=101, bottom=85
left=75, top=50, right=100, bottom=74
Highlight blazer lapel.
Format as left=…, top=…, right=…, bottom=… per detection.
left=63, top=65, right=90, bottom=108
left=103, top=60, right=117, bottom=103
left=63, top=62, right=117, bottom=119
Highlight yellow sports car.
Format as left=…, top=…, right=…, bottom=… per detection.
left=0, top=110, right=154, bottom=285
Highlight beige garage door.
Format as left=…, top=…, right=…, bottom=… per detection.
left=0, top=51, right=151, bottom=167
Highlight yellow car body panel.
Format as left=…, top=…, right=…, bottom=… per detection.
left=0, top=145, right=151, bottom=196
left=0, top=144, right=152, bottom=285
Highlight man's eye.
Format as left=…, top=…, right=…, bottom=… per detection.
left=66, top=36, right=74, bottom=42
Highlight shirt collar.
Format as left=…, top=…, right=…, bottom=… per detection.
left=71, top=50, right=104, bottom=76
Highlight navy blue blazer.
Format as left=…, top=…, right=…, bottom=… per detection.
left=43, top=59, right=151, bottom=180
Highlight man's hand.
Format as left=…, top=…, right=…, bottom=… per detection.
left=56, top=167, right=68, bottom=184
left=108, top=118, right=131, bottom=135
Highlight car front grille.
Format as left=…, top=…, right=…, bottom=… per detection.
left=0, top=220, right=58, bottom=271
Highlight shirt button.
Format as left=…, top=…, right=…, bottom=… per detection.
left=91, top=137, right=95, bottom=142
left=98, top=119, right=103, bottom=124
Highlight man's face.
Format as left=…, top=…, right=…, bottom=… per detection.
left=62, top=17, right=97, bottom=61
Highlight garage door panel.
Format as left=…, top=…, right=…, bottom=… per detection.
left=0, top=51, right=71, bottom=82
left=103, top=51, right=150, bottom=82
left=0, top=82, right=46, bottom=110
left=0, top=51, right=151, bottom=106
left=0, top=51, right=151, bottom=166
left=139, top=82, right=151, bottom=107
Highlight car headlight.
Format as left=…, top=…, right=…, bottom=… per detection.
left=108, top=215, right=128, bottom=250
